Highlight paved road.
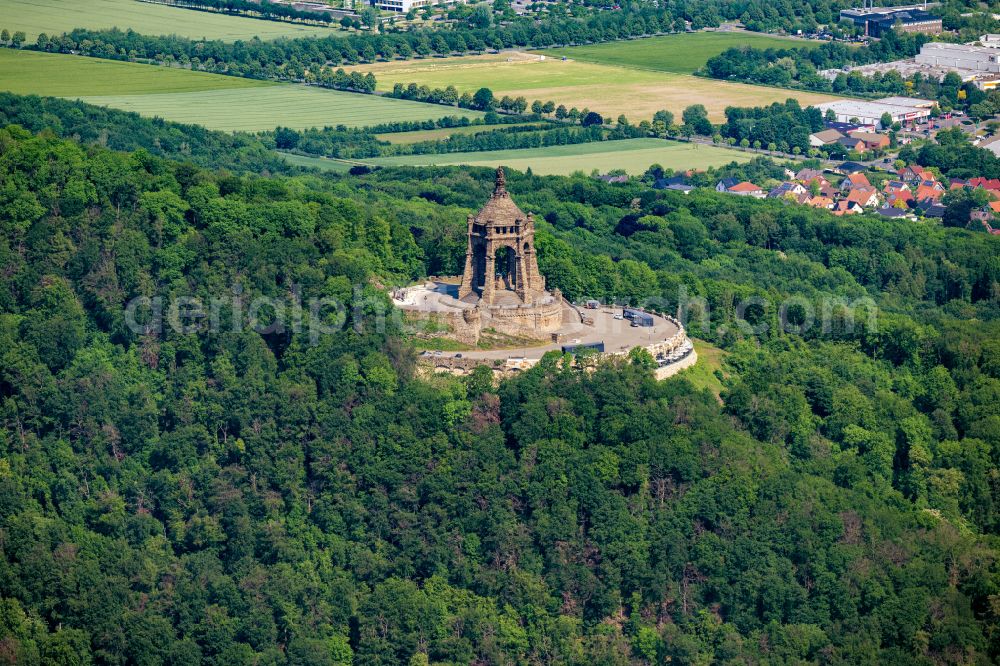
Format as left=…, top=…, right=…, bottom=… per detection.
left=434, top=307, right=680, bottom=361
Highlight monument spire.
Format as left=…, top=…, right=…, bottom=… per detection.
left=493, top=166, right=506, bottom=196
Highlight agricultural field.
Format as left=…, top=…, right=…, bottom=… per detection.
left=544, top=31, right=822, bottom=74
left=310, top=139, right=753, bottom=176
left=0, top=49, right=265, bottom=96
left=0, top=0, right=342, bottom=41
left=345, top=51, right=842, bottom=123
left=0, top=50, right=482, bottom=132
left=375, top=123, right=544, bottom=144
left=77, top=87, right=482, bottom=131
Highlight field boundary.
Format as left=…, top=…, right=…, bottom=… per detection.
left=134, top=0, right=351, bottom=28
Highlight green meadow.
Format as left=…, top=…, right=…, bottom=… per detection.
left=545, top=31, right=823, bottom=74
left=78, top=87, right=482, bottom=131
left=289, top=139, right=752, bottom=176
left=0, top=49, right=266, bottom=96
left=0, top=50, right=482, bottom=132
left=0, top=0, right=342, bottom=41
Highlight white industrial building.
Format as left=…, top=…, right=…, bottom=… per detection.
left=373, top=0, right=438, bottom=11
left=915, top=42, right=1000, bottom=73
left=812, top=98, right=931, bottom=128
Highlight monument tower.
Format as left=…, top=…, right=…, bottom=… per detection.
left=458, top=167, right=545, bottom=305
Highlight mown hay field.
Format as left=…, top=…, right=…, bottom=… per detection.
left=0, top=0, right=342, bottom=41
left=345, top=51, right=843, bottom=123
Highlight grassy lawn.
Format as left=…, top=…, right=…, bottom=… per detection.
left=545, top=31, right=822, bottom=74
left=675, top=338, right=727, bottom=399
left=0, top=51, right=483, bottom=132
left=345, top=51, right=841, bottom=122
left=0, top=0, right=342, bottom=41
left=376, top=123, right=544, bottom=144
left=294, top=138, right=751, bottom=175
left=0, top=49, right=266, bottom=96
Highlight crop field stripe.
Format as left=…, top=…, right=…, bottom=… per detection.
left=0, top=0, right=342, bottom=41
left=351, top=138, right=752, bottom=175
left=0, top=50, right=269, bottom=96
left=75, top=87, right=483, bottom=131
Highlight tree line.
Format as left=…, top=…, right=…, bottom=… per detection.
left=151, top=0, right=346, bottom=25
left=18, top=6, right=678, bottom=79
left=702, top=29, right=933, bottom=93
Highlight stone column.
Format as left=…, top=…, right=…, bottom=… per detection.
left=458, top=215, right=475, bottom=299
left=482, top=250, right=495, bottom=305
left=515, top=252, right=530, bottom=304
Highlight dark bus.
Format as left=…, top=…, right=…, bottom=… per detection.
left=561, top=341, right=605, bottom=354
left=623, top=308, right=654, bottom=326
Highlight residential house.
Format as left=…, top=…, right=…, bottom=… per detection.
left=807, top=195, right=834, bottom=209
left=842, top=172, right=873, bottom=192
left=654, top=174, right=695, bottom=194
left=899, top=165, right=935, bottom=183
left=809, top=128, right=844, bottom=147
left=837, top=161, right=867, bottom=174
left=794, top=168, right=826, bottom=182
left=838, top=136, right=867, bottom=153
left=967, top=176, right=1000, bottom=192
left=826, top=121, right=872, bottom=134
left=884, top=188, right=914, bottom=208
left=596, top=174, right=628, bottom=184
left=878, top=207, right=916, bottom=219
left=715, top=178, right=740, bottom=192
left=844, top=188, right=881, bottom=209
left=971, top=201, right=1000, bottom=227
left=832, top=200, right=864, bottom=215
left=727, top=181, right=766, bottom=198
left=849, top=131, right=890, bottom=151
left=914, top=180, right=945, bottom=203
left=768, top=181, right=808, bottom=200
left=917, top=200, right=947, bottom=218
left=654, top=174, right=691, bottom=188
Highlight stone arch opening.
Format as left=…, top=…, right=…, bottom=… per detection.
left=494, top=245, right=517, bottom=293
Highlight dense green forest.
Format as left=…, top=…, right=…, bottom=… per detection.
left=1, top=116, right=1000, bottom=665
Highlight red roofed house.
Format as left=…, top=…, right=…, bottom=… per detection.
left=842, top=172, right=872, bottom=192
left=845, top=188, right=881, bottom=209
left=914, top=181, right=944, bottom=203
left=885, top=188, right=914, bottom=208
left=807, top=195, right=834, bottom=209
left=727, top=181, right=766, bottom=198
left=832, top=200, right=863, bottom=216
left=968, top=177, right=1000, bottom=192
left=899, top=166, right=936, bottom=183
